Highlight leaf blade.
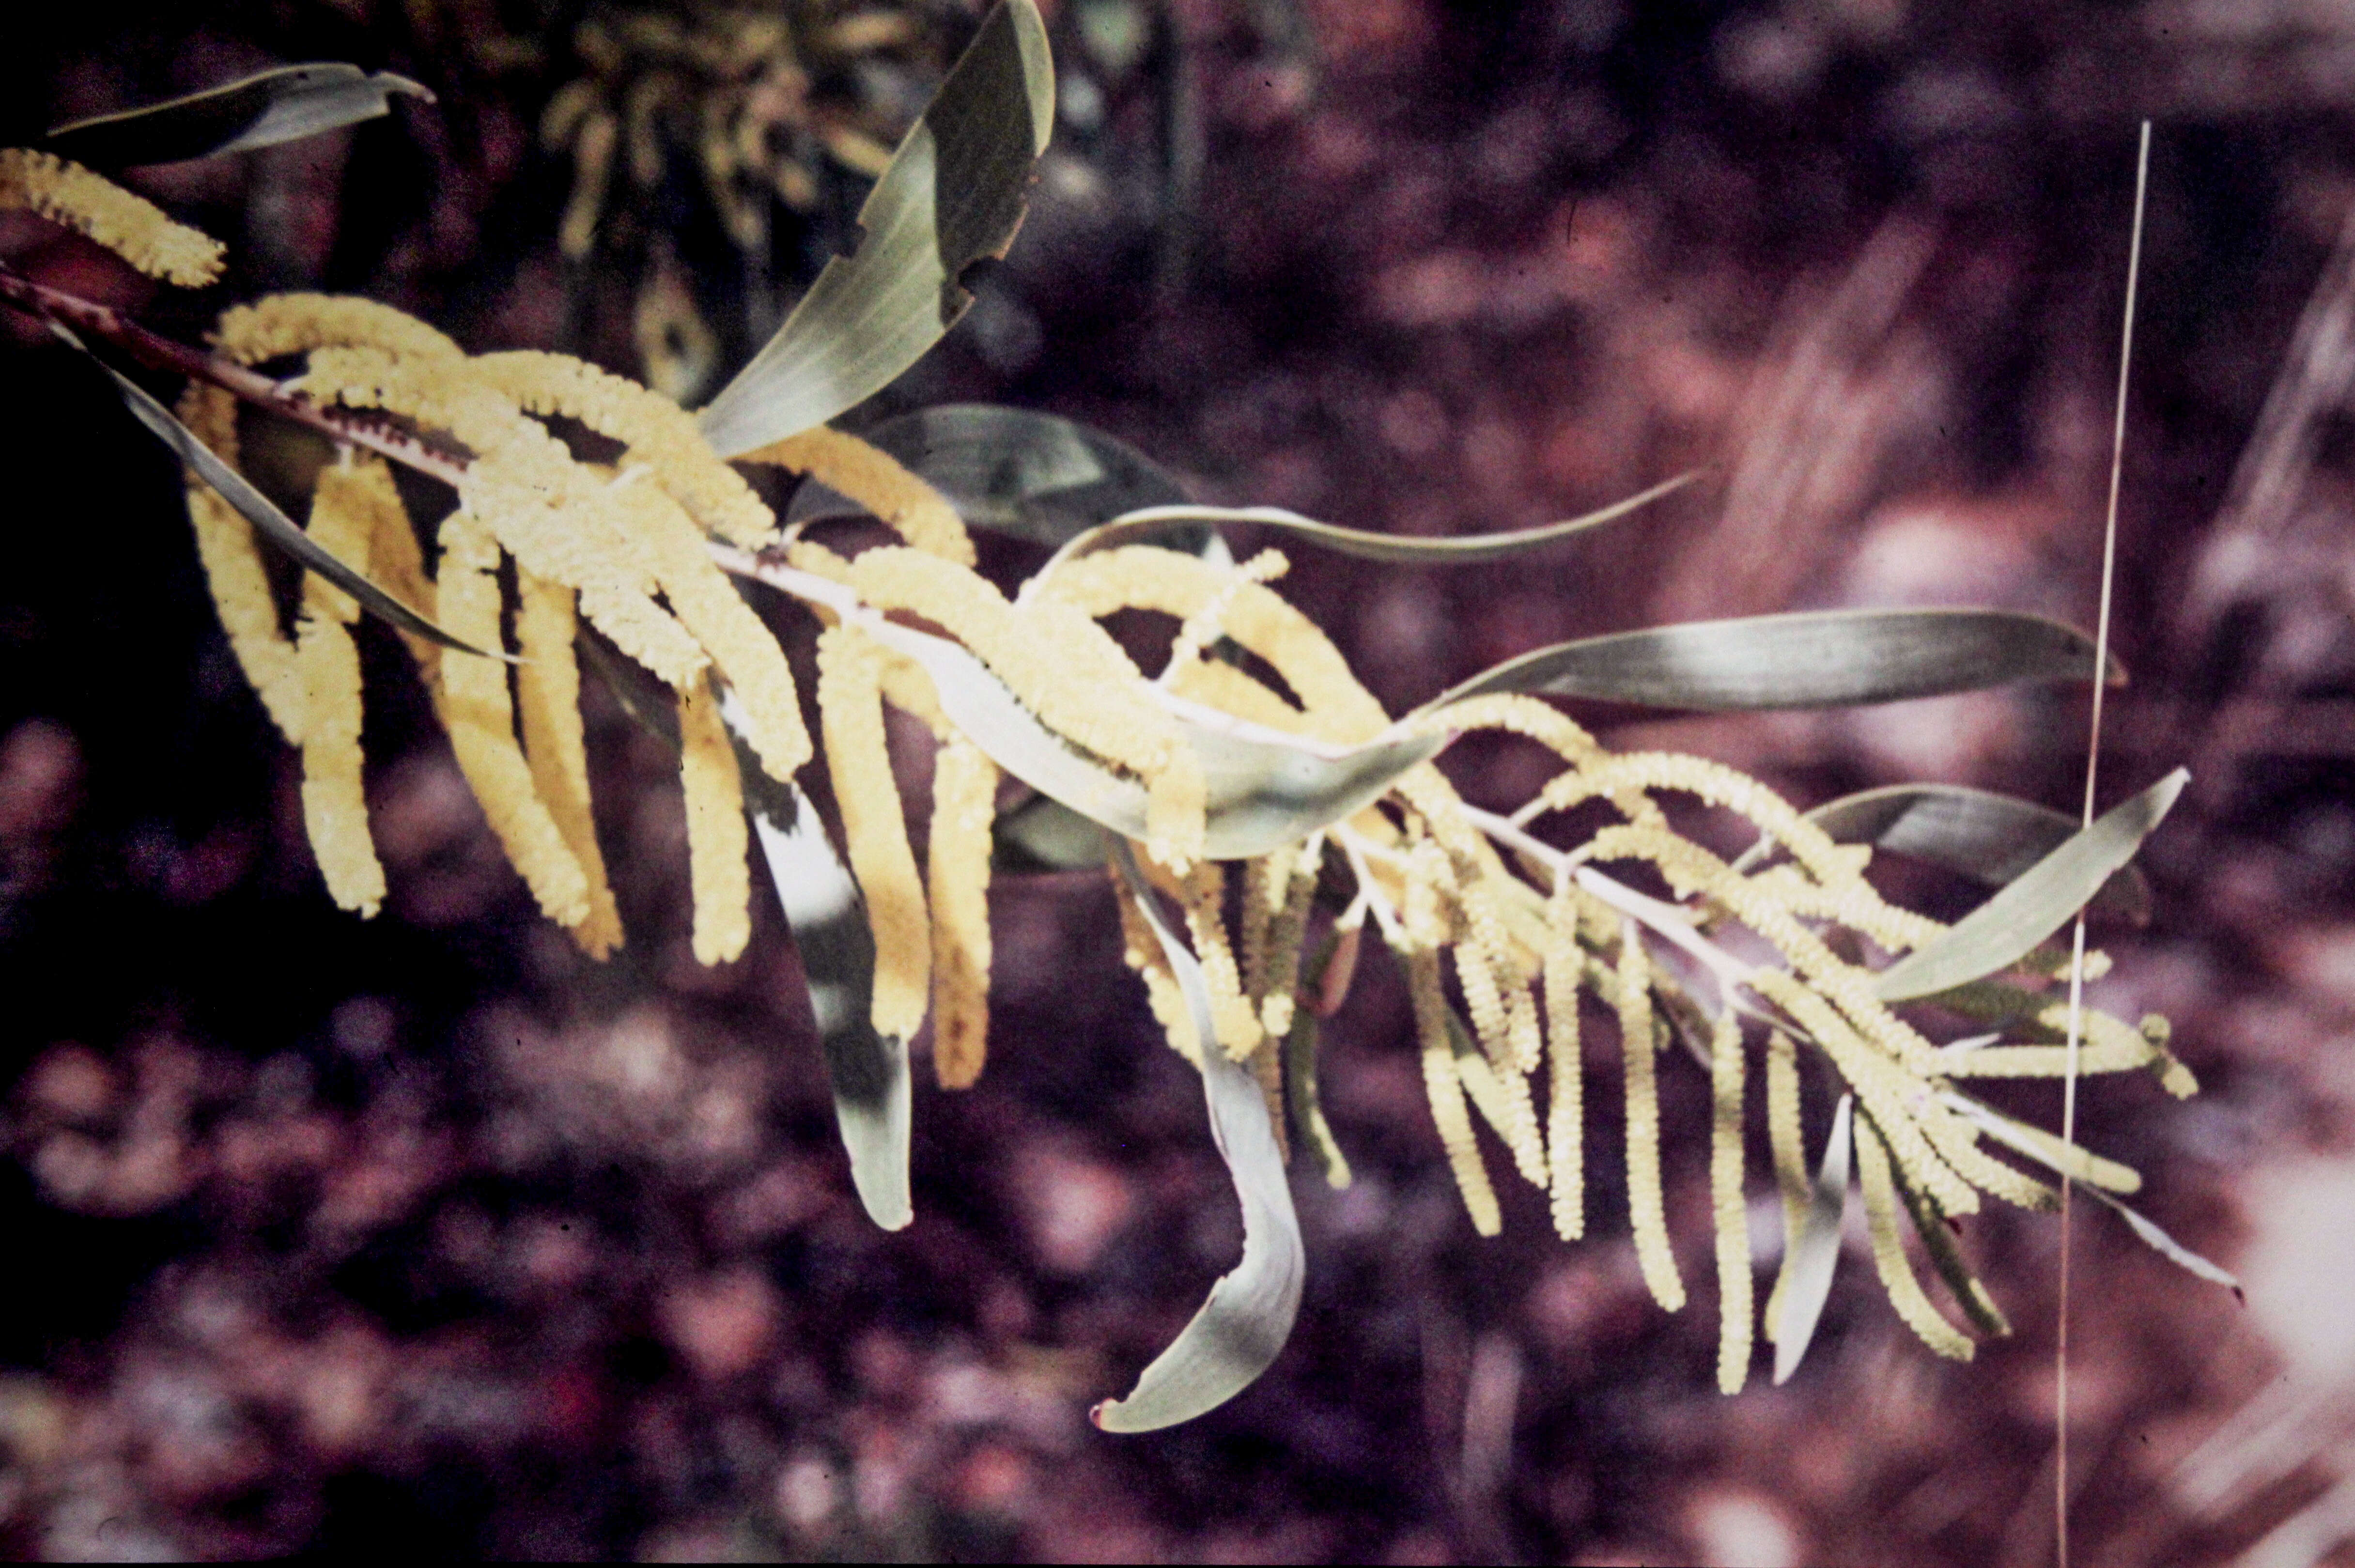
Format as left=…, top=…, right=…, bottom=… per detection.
left=1094, top=839, right=1304, bottom=1432
left=1421, top=608, right=2122, bottom=714
left=1743, top=783, right=2150, bottom=923
left=43, top=63, right=432, bottom=168
left=1773, top=1092, right=1854, bottom=1385
left=2082, top=1186, right=2239, bottom=1290
left=93, top=353, right=496, bottom=661
left=1874, top=769, right=2187, bottom=1002
left=1042, top=472, right=1696, bottom=571
left=696, top=1, right=1054, bottom=457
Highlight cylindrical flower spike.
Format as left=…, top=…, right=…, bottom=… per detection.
left=516, top=570, right=623, bottom=959
left=0, top=149, right=223, bottom=285
left=1763, top=1030, right=1807, bottom=1344
left=1857, top=1116, right=1975, bottom=1361
left=1710, top=1009, right=1752, bottom=1394
left=928, top=735, right=997, bottom=1088
left=816, top=625, right=929, bottom=1033
left=1409, top=945, right=1500, bottom=1237
left=1619, top=919, right=1685, bottom=1312
left=1543, top=880, right=1586, bottom=1242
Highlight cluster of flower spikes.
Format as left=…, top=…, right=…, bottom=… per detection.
left=12, top=147, right=2204, bottom=1387
left=1027, top=543, right=2199, bottom=1393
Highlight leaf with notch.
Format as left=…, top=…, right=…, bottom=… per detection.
left=1420, top=608, right=2121, bottom=714
left=696, top=0, right=1055, bottom=457
left=1874, top=769, right=2187, bottom=1002
left=1095, top=839, right=1303, bottom=1432
left=44, top=63, right=431, bottom=169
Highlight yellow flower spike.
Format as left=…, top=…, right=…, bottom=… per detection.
left=816, top=625, right=928, bottom=1032
left=1252, top=846, right=1318, bottom=1042
left=515, top=570, right=624, bottom=959
left=434, top=511, right=593, bottom=929
left=1167, top=658, right=1309, bottom=733
left=0, top=148, right=223, bottom=286
left=295, top=345, right=709, bottom=688
left=1408, top=946, right=1501, bottom=1237
left=214, top=294, right=465, bottom=366
left=291, top=461, right=389, bottom=917
left=826, top=544, right=1205, bottom=868
left=676, top=675, right=752, bottom=965
left=1709, top=1009, right=1752, bottom=1395
left=875, top=646, right=953, bottom=738
left=471, top=350, right=777, bottom=548
left=1537, top=751, right=1872, bottom=894
left=1617, top=920, right=1685, bottom=1312
left=1179, top=862, right=1262, bottom=1061
left=928, top=735, right=997, bottom=1089
left=1162, top=549, right=1288, bottom=681
left=1542, top=881, right=1586, bottom=1242
left=1856, top=1116, right=1975, bottom=1361
left=1762, top=1030, right=1807, bottom=1344
left=596, top=472, right=810, bottom=781
left=1114, top=872, right=1201, bottom=1067
left=1419, top=693, right=1665, bottom=832
left=1036, top=546, right=1389, bottom=743
left=174, top=383, right=305, bottom=741
left=740, top=425, right=974, bottom=565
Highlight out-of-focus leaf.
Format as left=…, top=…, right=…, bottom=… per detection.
left=1095, top=839, right=1303, bottom=1432
left=799, top=403, right=1190, bottom=545
left=1941, top=1094, right=2140, bottom=1195
left=991, top=791, right=1105, bottom=871
left=738, top=742, right=911, bottom=1231
left=91, top=351, right=495, bottom=660
left=740, top=556, right=1442, bottom=859
left=1773, top=1092, right=1854, bottom=1385
left=2082, top=1186, right=2240, bottom=1290
left=1421, top=608, right=2120, bottom=714
left=43, top=63, right=431, bottom=168
left=1043, top=471, right=1695, bottom=571
left=1739, top=783, right=2150, bottom=924
left=1874, top=769, right=2187, bottom=1002
left=696, top=0, right=1055, bottom=457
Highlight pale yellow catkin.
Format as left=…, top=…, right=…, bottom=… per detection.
left=1408, top=946, right=1501, bottom=1237
left=1618, top=921, right=1685, bottom=1312
left=1709, top=1009, right=1752, bottom=1395
left=1036, top=547, right=1390, bottom=743
left=1181, top=863, right=1263, bottom=1060
left=515, top=571, right=623, bottom=959
left=0, top=148, right=223, bottom=285
left=1542, top=881, right=1585, bottom=1242
left=175, top=384, right=305, bottom=740
left=928, top=735, right=997, bottom=1088
left=1113, top=873, right=1201, bottom=1067
left=434, top=512, right=592, bottom=928
left=293, top=463, right=389, bottom=917
left=817, top=544, right=1206, bottom=868
left=596, top=472, right=810, bottom=782
left=677, top=675, right=752, bottom=965
left=1856, top=1117, right=1975, bottom=1361
left=816, top=625, right=929, bottom=1035
left=1762, top=1031, right=1807, bottom=1345
left=214, top=294, right=465, bottom=367
left=296, top=346, right=708, bottom=687
left=1167, top=658, right=1311, bottom=733
left=471, top=350, right=775, bottom=547
left=741, top=425, right=974, bottom=565
left=1537, top=751, right=1868, bottom=893
left=1162, top=549, right=1289, bottom=679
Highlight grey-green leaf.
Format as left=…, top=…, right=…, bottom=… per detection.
left=44, top=63, right=431, bottom=169
left=808, top=403, right=1190, bottom=545
left=1420, top=608, right=2122, bottom=714
left=743, top=764, right=911, bottom=1231
left=1043, top=471, right=1695, bottom=572
left=95, top=353, right=496, bottom=661
left=991, top=792, right=1107, bottom=872
left=1741, top=784, right=2150, bottom=923
left=1874, top=769, right=2187, bottom=1002
left=696, top=0, right=1055, bottom=457
left=2082, top=1186, right=2239, bottom=1290
left=1095, top=839, right=1303, bottom=1432
left=1773, top=1091, right=1853, bottom=1385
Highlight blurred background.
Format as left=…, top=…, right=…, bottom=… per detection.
left=2, top=0, right=2353, bottom=1560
